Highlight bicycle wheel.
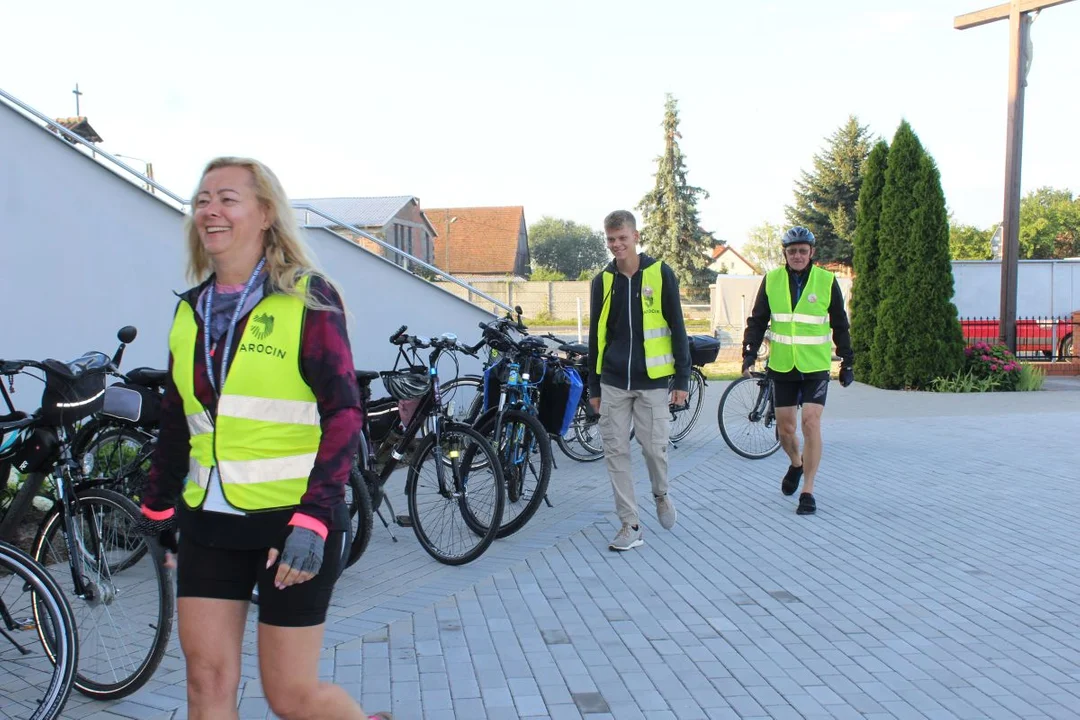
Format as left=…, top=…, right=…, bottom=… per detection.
left=344, top=464, right=374, bottom=568
left=72, top=419, right=156, bottom=502
left=438, top=375, right=485, bottom=425
left=73, top=423, right=157, bottom=573
left=32, top=488, right=174, bottom=700
left=0, top=540, right=78, bottom=720
left=717, top=377, right=781, bottom=459
left=473, top=408, right=552, bottom=538
left=406, top=422, right=505, bottom=565
left=669, top=370, right=705, bottom=443
left=555, top=397, right=605, bottom=462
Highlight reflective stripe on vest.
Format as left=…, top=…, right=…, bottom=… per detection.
left=169, top=276, right=321, bottom=512
left=595, top=263, right=675, bottom=379
left=765, top=265, right=834, bottom=373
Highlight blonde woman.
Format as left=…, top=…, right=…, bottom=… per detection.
left=137, top=157, right=390, bottom=720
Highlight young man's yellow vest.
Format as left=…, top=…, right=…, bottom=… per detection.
left=765, top=265, right=834, bottom=373
left=169, top=277, right=321, bottom=512
left=595, top=262, right=675, bottom=378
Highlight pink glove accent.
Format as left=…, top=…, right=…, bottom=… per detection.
left=141, top=505, right=175, bottom=521
left=288, top=513, right=329, bottom=540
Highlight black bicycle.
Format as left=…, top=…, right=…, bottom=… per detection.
left=0, top=329, right=175, bottom=701
left=0, top=539, right=78, bottom=720
left=717, top=371, right=782, bottom=459
left=347, top=326, right=506, bottom=567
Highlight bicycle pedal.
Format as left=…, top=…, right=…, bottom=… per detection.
left=395, top=514, right=413, bottom=528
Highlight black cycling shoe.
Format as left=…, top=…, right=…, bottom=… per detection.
left=782, top=464, right=804, bottom=496
left=796, top=492, right=816, bottom=515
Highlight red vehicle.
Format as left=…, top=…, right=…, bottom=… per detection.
left=960, top=318, right=1075, bottom=359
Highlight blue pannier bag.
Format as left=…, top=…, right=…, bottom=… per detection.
left=537, top=364, right=583, bottom=436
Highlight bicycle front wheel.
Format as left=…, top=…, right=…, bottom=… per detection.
left=407, top=422, right=505, bottom=565
left=669, top=369, right=706, bottom=443
left=473, top=408, right=552, bottom=538
left=32, top=488, right=175, bottom=700
left=0, top=540, right=78, bottom=720
left=717, top=377, right=781, bottom=459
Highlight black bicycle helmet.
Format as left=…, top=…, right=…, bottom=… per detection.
left=381, top=369, right=431, bottom=401
left=781, top=226, right=815, bottom=247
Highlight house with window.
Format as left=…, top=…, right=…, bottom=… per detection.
left=293, top=196, right=438, bottom=271
left=708, top=244, right=760, bottom=276
left=422, top=206, right=530, bottom=279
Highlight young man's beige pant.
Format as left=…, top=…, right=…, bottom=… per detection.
left=598, top=383, right=670, bottom=528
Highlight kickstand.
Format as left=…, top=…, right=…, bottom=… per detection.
left=382, top=494, right=411, bottom=532
left=375, top=502, right=398, bottom=542
left=543, top=493, right=553, bottom=508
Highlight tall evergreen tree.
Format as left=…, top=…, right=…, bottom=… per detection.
left=871, top=121, right=963, bottom=388
left=849, top=140, right=888, bottom=382
left=870, top=121, right=923, bottom=388
left=904, top=152, right=965, bottom=385
left=638, top=94, right=715, bottom=298
left=786, top=116, right=874, bottom=265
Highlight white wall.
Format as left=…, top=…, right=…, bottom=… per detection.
left=0, top=99, right=490, bottom=410
left=951, top=260, right=1080, bottom=318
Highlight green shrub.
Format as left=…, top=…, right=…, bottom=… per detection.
left=1015, top=362, right=1046, bottom=392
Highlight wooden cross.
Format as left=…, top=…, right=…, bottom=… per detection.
left=954, top=0, right=1075, bottom=353
left=72, top=83, right=83, bottom=116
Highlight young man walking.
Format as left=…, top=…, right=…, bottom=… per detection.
left=588, top=210, right=691, bottom=551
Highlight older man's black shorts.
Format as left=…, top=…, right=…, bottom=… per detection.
left=772, top=378, right=829, bottom=408
left=176, top=530, right=344, bottom=627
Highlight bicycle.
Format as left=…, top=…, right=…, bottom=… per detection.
left=0, top=331, right=175, bottom=701
left=717, top=371, right=782, bottom=459
left=70, top=366, right=166, bottom=504
left=348, top=325, right=506, bottom=567
left=0, top=539, right=78, bottom=720
left=469, top=319, right=554, bottom=538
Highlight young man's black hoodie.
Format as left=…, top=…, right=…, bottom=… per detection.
left=587, top=253, right=691, bottom=398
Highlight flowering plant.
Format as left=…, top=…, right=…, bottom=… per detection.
left=962, top=341, right=1021, bottom=391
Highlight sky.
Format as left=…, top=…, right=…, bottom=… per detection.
left=2, top=0, right=1078, bottom=251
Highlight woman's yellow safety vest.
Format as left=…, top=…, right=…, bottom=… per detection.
left=765, top=265, right=835, bottom=373
left=596, top=263, right=675, bottom=378
left=169, top=277, right=321, bottom=511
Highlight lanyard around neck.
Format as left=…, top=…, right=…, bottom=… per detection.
left=203, top=257, right=267, bottom=397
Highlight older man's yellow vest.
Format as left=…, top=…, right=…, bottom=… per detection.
left=170, top=278, right=320, bottom=511
left=765, top=265, right=834, bottom=373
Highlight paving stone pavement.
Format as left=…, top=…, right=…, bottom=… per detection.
left=56, top=380, right=1080, bottom=719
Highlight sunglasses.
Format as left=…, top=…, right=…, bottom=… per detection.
left=785, top=247, right=811, bottom=256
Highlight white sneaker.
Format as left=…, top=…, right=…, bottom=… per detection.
left=655, top=494, right=677, bottom=530
left=609, top=523, right=644, bottom=551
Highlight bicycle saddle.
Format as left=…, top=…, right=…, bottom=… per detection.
left=127, top=367, right=168, bottom=387
left=354, top=370, right=381, bottom=385
left=558, top=342, right=588, bottom=357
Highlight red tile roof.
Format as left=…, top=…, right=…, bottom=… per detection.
left=710, top=245, right=759, bottom=273
left=423, top=207, right=525, bottom=275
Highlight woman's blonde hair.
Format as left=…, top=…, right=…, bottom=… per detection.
left=184, top=156, right=341, bottom=311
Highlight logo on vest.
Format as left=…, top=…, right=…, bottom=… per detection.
left=807, top=293, right=818, bottom=304
left=238, top=342, right=287, bottom=359
left=642, top=285, right=655, bottom=308
left=251, top=313, right=275, bottom=340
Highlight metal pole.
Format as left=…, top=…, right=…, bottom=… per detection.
left=577, top=297, right=583, bottom=343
